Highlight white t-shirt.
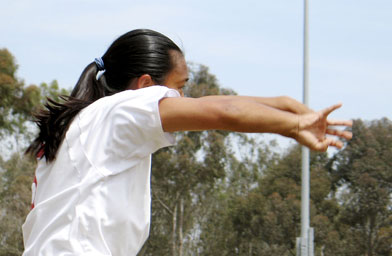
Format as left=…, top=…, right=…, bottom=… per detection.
left=22, top=86, right=180, bottom=256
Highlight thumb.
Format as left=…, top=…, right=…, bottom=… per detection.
left=321, top=103, right=342, bottom=118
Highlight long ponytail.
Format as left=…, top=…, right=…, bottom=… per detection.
left=26, top=29, right=182, bottom=162
left=26, top=63, right=106, bottom=161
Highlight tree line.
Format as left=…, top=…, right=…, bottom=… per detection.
left=0, top=49, right=391, bottom=256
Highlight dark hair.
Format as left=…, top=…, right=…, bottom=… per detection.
left=26, top=29, right=182, bottom=161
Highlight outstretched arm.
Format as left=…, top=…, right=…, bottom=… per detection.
left=223, top=95, right=312, bottom=114
left=159, top=96, right=352, bottom=152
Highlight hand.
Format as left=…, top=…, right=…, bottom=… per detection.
left=295, top=103, right=353, bottom=152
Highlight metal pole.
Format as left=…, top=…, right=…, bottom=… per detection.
left=301, top=0, right=310, bottom=236
left=296, top=0, right=314, bottom=255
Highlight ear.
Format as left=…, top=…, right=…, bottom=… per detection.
left=135, top=74, right=154, bottom=89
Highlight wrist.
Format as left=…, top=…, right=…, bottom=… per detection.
left=281, top=113, right=299, bottom=139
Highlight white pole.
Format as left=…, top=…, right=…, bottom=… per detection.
left=297, top=0, right=314, bottom=255
left=301, top=0, right=310, bottom=239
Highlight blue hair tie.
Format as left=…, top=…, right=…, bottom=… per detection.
left=94, top=57, right=105, bottom=71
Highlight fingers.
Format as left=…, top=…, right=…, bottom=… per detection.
left=321, top=103, right=342, bottom=117
left=313, top=137, right=344, bottom=152
left=327, top=139, right=344, bottom=149
left=299, top=102, right=352, bottom=152
left=313, top=139, right=330, bottom=152
left=311, top=129, right=351, bottom=151
left=327, top=119, right=353, bottom=127
left=313, top=128, right=351, bottom=151
left=326, top=128, right=353, bottom=140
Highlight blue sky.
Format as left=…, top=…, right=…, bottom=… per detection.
left=1, top=0, right=391, bottom=124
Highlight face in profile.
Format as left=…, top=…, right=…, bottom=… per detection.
left=162, top=51, right=189, bottom=97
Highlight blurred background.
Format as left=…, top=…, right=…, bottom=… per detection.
left=1, top=1, right=391, bottom=255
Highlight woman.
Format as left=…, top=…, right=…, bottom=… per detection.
left=23, top=29, right=352, bottom=255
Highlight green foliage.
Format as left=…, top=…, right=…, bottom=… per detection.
left=330, top=119, right=392, bottom=256
left=0, top=48, right=25, bottom=137
left=0, top=48, right=69, bottom=150
left=0, top=48, right=69, bottom=255
left=1, top=49, right=391, bottom=256
left=198, top=146, right=331, bottom=255
left=0, top=153, right=36, bottom=256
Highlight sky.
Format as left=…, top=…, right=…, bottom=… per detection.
left=1, top=0, right=391, bottom=128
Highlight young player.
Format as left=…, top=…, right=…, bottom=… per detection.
left=23, top=29, right=352, bottom=255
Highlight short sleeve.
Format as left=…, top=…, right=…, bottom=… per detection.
left=75, top=86, right=180, bottom=175
left=108, top=86, right=179, bottom=157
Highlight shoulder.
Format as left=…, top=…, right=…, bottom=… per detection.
left=112, top=85, right=179, bottom=100
left=80, top=86, right=178, bottom=115
left=99, top=86, right=180, bottom=107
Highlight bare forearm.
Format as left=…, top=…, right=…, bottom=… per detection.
left=223, top=95, right=311, bottom=114
left=160, top=96, right=298, bottom=137
left=215, top=97, right=298, bottom=136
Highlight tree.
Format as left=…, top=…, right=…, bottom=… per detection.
left=0, top=49, right=68, bottom=151
left=200, top=142, right=350, bottom=256
left=0, top=48, right=69, bottom=255
left=0, top=153, right=36, bottom=256
left=0, top=48, right=25, bottom=138
left=2, top=48, right=390, bottom=256
left=330, top=119, right=392, bottom=256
